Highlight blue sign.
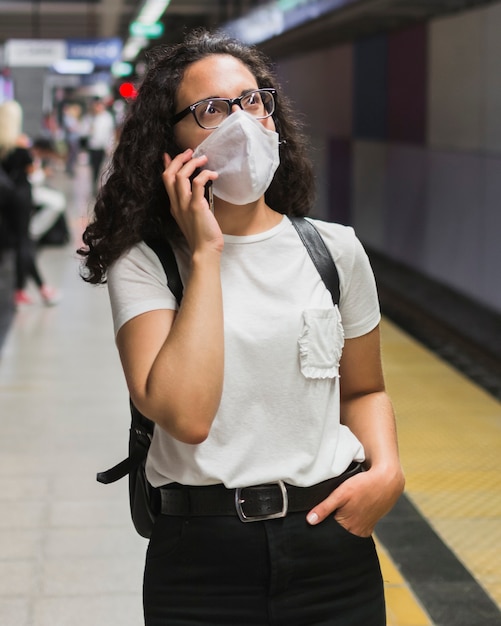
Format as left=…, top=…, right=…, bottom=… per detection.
left=66, top=38, right=123, bottom=67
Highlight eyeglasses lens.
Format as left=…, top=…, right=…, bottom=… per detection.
left=194, top=101, right=228, bottom=130
left=194, top=90, right=275, bottom=129
left=241, top=91, right=274, bottom=118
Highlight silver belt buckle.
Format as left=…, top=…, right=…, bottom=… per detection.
left=235, top=480, right=288, bottom=523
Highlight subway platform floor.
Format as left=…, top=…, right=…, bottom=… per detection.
left=1, top=162, right=500, bottom=625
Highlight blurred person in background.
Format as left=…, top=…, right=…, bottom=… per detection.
left=0, top=162, right=21, bottom=353
left=28, top=137, right=69, bottom=246
left=0, top=100, right=60, bottom=306
left=86, top=98, right=116, bottom=194
left=62, top=102, right=83, bottom=177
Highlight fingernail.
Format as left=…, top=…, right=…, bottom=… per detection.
left=307, top=512, right=319, bottom=525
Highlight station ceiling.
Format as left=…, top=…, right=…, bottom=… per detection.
left=0, top=0, right=498, bottom=62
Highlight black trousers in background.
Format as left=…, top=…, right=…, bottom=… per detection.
left=87, top=148, right=106, bottom=191
left=143, top=512, right=385, bottom=626
left=16, top=239, right=43, bottom=290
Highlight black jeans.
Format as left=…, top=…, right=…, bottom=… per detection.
left=87, top=148, right=106, bottom=190
left=143, top=511, right=385, bottom=625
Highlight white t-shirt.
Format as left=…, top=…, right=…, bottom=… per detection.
left=87, top=110, right=115, bottom=151
left=107, top=216, right=381, bottom=488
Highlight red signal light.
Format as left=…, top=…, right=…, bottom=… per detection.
left=118, top=82, right=137, bottom=99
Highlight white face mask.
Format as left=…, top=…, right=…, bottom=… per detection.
left=193, top=109, right=280, bottom=205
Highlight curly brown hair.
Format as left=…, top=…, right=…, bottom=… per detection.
left=78, top=28, right=315, bottom=284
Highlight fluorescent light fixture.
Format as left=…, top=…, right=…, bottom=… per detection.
left=120, top=0, right=170, bottom=64
left=137, top=0, right=171, bottom=25
left=52, top=59, right=95, bottom=74
left=120, top=0, right=170, bottom=63
left=122, top=36, right=147, bottom=61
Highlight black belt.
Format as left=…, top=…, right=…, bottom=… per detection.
left=158, top=461, right=363, bottom=523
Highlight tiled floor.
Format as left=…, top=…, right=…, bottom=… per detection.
left=377, top=540, right=433, bottom=626
left=382, top=320, right=501, bottom=613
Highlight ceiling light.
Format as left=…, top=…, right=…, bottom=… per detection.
left=137, top=0, right=171, bottom=25
left=122, top=36, right=147, bottom=62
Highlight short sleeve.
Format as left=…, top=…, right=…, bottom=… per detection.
left=107, top=241, right=179, bottom=336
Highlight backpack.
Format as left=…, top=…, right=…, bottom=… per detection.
left=97, top=217, right=340, bottom=538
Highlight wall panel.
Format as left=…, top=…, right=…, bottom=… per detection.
left=484, top=3, right=501, bottom=153
left=385, top=145, right=428, bottom=266
left=423, top=151, right=484, bottom=297
left=277, top=45, right=353, bottom=138
left=327, top=137, right=352, bottom=225
left=277, top=50, right=335, bottom=133
left=323, top=44, right=353, bottom=138
left=481, top=157, right=501, bottom=312
left=307, top=133, right=330, bottom=220
left=353, top=35, right=388, bottom=140
left=351, top=140, right=387, bottom=248
left=428, top=10, right=484, bottom=151
left=387, top=24, right=427, bottom=144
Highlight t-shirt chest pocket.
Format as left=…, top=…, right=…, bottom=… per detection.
left=298, top=307, right=344, bottom=379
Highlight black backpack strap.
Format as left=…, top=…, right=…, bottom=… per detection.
left=96, top=401, right=154, bottom=484
left=144, top=237, right=183, bottom=305
left=96, top=239, right=183, bottom=485
left=96, top=430, right=149, bottom=484
left=290, top=217, right=340, bottom=306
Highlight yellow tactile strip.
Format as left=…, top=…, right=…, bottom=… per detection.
left=377, top=538, right=433, bottom=626
left=380, top=318, right=501, bottom=610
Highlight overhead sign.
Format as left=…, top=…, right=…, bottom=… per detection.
left=5, top=39, right=66, bottom=67
left=66, top=38, right=123, bottom=67
left=4, top=38, right=123, bottom=69
left=129, top=22, right=164, bottom=38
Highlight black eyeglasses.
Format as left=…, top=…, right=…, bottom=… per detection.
left=171, top=88, right=276, bottom=130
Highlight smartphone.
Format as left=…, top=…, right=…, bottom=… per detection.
left=205, top=180, right=214, bottom=213
left=190, top=168, right=214, bottom=213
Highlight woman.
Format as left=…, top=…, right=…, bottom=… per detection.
left=0, top=100, right=59, bottom=306
left=79, top=29, right=404, bottom=626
